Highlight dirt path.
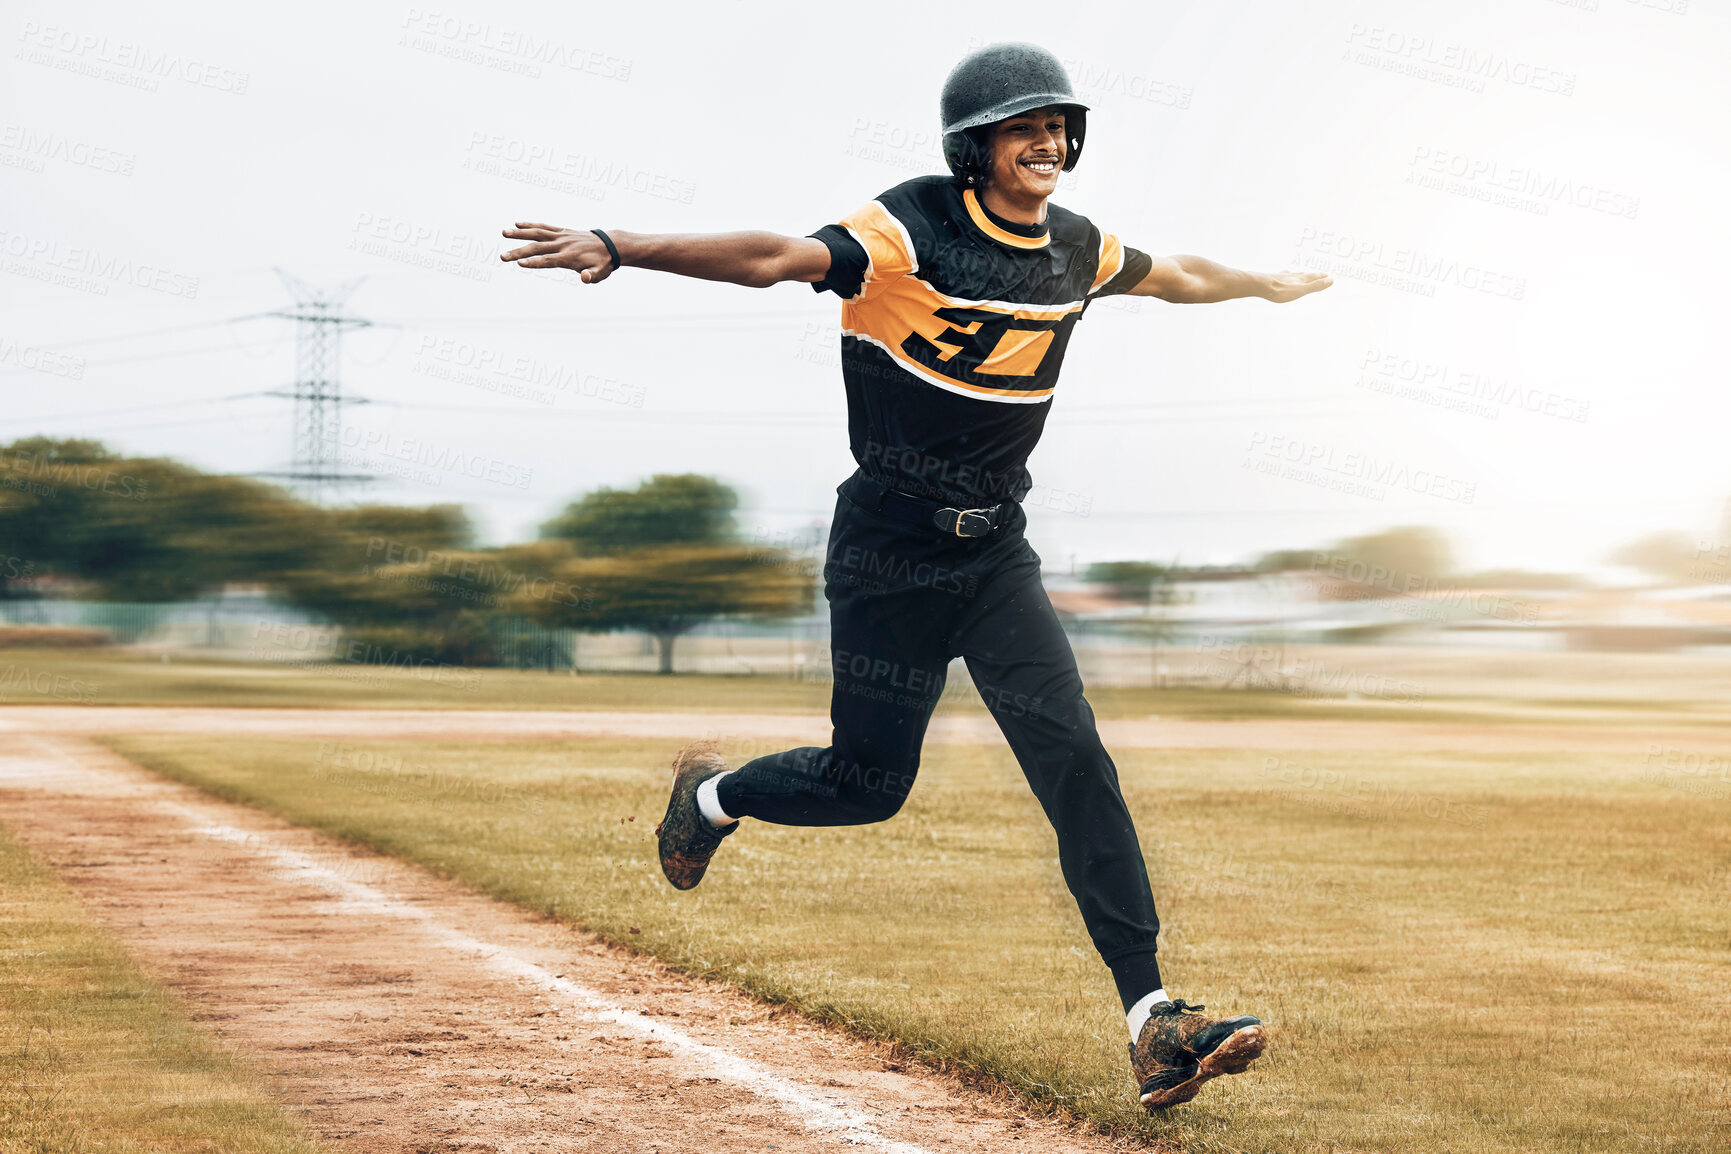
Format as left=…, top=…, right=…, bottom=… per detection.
left=1, top=703, right=1721, bottom=752
left=0, top=731, right=1126, bottom=1154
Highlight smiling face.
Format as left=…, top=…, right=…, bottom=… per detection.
left=982, top=107, right=1067, bottom=200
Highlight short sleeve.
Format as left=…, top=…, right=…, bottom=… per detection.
left=807, top=200, right=918, bottom=302
left=1090, top=234, right=1154, bottom=298
left=808, top=225, right=870, bottom=299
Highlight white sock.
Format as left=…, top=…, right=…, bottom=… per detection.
left=695, top=771, right=738, bottom=828
left=1126, top=988, right=1170, bottom=1042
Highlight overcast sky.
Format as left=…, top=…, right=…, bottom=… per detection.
left=5, top=0, right=1728, bottom=575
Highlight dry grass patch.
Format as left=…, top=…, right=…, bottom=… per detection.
left=97, top=729, right=1730, bottom=1152
left=0, top=824, right=327, bottom=1154
left=12, top=646, right=1731, bottom=728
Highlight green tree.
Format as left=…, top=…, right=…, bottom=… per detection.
left=0, top=437, right=317, bottom=601
left=1, top=443, right=815, bottom=673
left=516, top=542, right=814, bottom=674
left=528, top=475, right=813, bottom=673
left=1252, top=548, right=1322, bottom=573
left=541, top=474, right=736, bottom=552
left=327, top=503, right=473, bottom=553
left=1084, top=560, right=1176, bottom=603
left=274, top=503, right=496, bottom=665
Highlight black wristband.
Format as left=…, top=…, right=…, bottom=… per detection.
left=590, top=228, right=622, bottom=270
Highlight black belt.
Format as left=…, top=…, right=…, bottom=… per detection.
left=841, top=473, right=1010, bottom=538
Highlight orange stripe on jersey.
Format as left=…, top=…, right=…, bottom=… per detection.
left=842, top=327, right=1058, bottom=401
left=842, top=272, right=1072, bottom=400
left=963, top=189, right=1050, bottom=250
left=857, top=275, right=1082, bottom=334
left=843, top=281, right=970, bottom=369
left=837, top=201, right=916, bottom=297
left=846, top=278, right=1061, bottom=374
left=1090, top=233, right=1126, bottom=293
left=978, top=327, right=1055, bottom=377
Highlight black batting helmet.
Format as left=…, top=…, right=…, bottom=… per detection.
left=940, top=43, right=1088, bottom=184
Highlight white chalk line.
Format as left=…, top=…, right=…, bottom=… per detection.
left=1, top=734, right=938, bottom=1151
left=158, top=803, right=934, bottom=1154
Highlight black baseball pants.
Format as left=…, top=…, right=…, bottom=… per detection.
left=715, top=474, right=1164, bottom=1007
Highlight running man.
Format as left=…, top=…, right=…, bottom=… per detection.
left=501, top=42, right=1330, bottom=1110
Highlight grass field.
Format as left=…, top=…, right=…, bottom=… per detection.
left=9, top=646, right=1731, bottom=727
left=97, top=728, right=1730, bottom=1152
left=0, top=824, right=327, bottom=1154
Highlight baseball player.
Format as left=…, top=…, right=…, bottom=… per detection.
left=501, top=42, right=1330, bottom=1110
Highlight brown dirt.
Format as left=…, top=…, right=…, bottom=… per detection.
left=0, top=729, right=1132, bottom=1154
left=0, top=703, right=1721, bottom=752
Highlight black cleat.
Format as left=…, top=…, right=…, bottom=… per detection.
left=1129, top=999, right=1267, bottom=1110
left=654, top=743, right=735, bottom=890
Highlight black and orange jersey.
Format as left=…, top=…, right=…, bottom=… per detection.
left=809, top=174, right=1151, bottom=507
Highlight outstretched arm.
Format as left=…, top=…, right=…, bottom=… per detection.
left=500, top=223, right=831, bottom=289
left=1129, top=253, right=1331, bottom=304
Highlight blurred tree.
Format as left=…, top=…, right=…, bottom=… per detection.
left=0, top=437, right=317, bottom=600
left=1252, top=548, right=1321, bottom=573
left=533, top=474, right=810, bottom=671
left=326, top=504, right=473, bottom=552
left=540, top=474, right=736, bottom=552
left=273, top=503, right=493, bottom=665
left=1451, top=569, right=1587, bottom=590
left=1327, top=526, right=1452, bottom=585
left=1, top=443, right=813, bottom=672
left=274, top=502, right=473, bottom=617
left=517, top=541, right=814, bottom=674
left=1084, top=560, right=1176, bottom=603
left=1, top=438, right=119, bottom=597
left=1256, top=534, right=1597, bottom=593
left=529, top=476, right=810, bottom=673
left=1608, top=531, right=1697, bottom=582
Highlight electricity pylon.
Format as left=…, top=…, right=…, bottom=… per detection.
left=259, top=269, right=374, bottom=502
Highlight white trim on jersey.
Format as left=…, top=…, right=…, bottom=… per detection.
left=839, top=329, right=1056, bottom=406
left=876, top=200, right=921, bottom=277
left=1086, top=232, right=1126, bottom=297
left=910, top=277, right=1086, bottom=318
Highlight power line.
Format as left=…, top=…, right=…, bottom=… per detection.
left=37, top=413, right=278, bottom=437
left=0, top=341, right=286, bottom=379
left=0, top=391, right=275, bottom=428
left=1060, top=408, right=1368, bottom=425
left=360, top=399, right=1360, bottom=425
left=2, top=396, right=1365, bottom=432
left=1065, top=394, right=1355, bottom=412
left=380, top=309, right=828, bottom=328
left=17, top=313, right=278, bottom=351
left=362, top=399, right=843, bottom=422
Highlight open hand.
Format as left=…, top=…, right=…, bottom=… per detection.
left=500, top=223, right=616, bottom=283
left=1262, top=269, right=1333, bottom=303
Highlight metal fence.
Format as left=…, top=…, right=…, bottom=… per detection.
left=0, top=596, right=836, bottom=677
left=0, top=597, right=307, bottom=646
